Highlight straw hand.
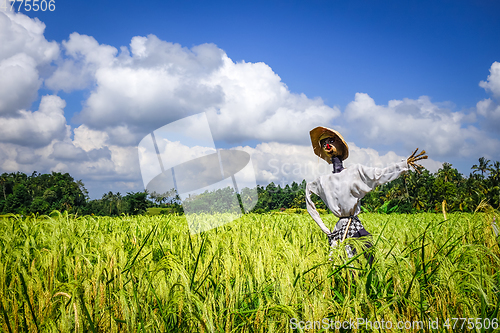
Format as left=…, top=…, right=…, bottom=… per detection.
left=407, top=148, right=428, bottom=174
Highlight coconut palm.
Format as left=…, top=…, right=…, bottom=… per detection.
left=487, top=161, right=500, bottom=208
left=488, top=161, right=500, bottom=183
left=0, top=174, right=7, bottom=201
left=437, top=162, right=457, bottom=182
left=472, top=157, right=491, bottom=178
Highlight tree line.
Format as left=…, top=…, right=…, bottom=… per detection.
left=0, top=157, right=499, bottom=216
left=362, top=158, right=500, bottom=214
left=186, top=157, right=500, bottom=214
left=0, top=171, right=149, bottom=216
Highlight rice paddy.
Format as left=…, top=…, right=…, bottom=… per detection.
left=0, top=209, right=499, bottom=332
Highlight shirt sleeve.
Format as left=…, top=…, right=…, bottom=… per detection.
left=358, top=160, right=409, bottom=191
left=305, top=179, right=331, bottom=235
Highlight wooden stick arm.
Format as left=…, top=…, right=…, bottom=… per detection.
left=407, top=148, right=428, bottom=174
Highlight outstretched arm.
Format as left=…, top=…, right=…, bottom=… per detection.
left=305, top=180, right=331, bottom=235
left=407, top=148, right=428, bottom=174
left=357, top=160, right=409, bottom=193
left=356, top=149, right=427, bottom=194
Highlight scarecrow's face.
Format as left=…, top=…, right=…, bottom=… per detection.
left=320, top=136, right=341, bottom=158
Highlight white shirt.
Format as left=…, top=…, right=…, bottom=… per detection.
left=306, top=161, right=409, bottom=235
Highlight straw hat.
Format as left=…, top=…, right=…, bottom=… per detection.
left=310, top=126, right=349, bottom=163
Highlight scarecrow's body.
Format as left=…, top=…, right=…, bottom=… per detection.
left=306, top=161, right=408, bottom=224
left=307, top=126, right=426, bottom=261
left=306, top=161, right=408, bottom=258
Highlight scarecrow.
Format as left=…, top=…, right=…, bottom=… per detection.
left=306, top=126, right=427, bottom=263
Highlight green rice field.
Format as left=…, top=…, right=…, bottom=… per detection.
left=0, top=209, right=499, bottom=332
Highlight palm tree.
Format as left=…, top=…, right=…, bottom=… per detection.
left=487, top=161, right=500, bottom=208
left=472, top=157, right=491, bottom=178
left=488, top=161, right=500, bottom=183
left=437, top=162, right=456, bottom=182
left=0, top=174, right=6, bottom=200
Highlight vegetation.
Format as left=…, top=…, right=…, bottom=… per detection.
left=0, top=209, right=499, bottom=332
left=0, top=158, right=499, bottom=331
left=82, top=191, right=151, bottom=216
left=0, top=157, right=499, bottom=216
left=0, top=171, right=87, bottom=215
left=167, top=158, right=500, bottom=215
left=362, top=160, right=500, bottom=214
left=0, top=172, right=150, bottom=216
left=253, top=158, right=500, bottom=214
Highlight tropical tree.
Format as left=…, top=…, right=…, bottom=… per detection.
left=437, top=162, right=460, bottom=183
left=488, top=161, right=500, bottom=183
left=472, top=157, right=491, bottom=178
left=486, top=161, right=500, bottom=208
left=0, top=173, right=7, bottom=201
left=124, top=191, right=149, bottom=215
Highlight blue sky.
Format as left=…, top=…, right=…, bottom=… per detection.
left=35, top=0, right=500, bottom=107
left=1, top=0, right=500, bottom=198
left=38, top=0, right=500, bottom=106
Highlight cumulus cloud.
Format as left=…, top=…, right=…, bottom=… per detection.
left=0, top=11, right=58, bottom=64
left=73, top=124, right=109, bottom=151
left=1, top=11, right=499, bottom=199
left=0, top=13, right=341, bottom=197
left=48, top=35, right=227, bottom=133
left=343, top=92, right=499, bottom=159
left=476, top=62, right=500, bottom=133
left=477, top=98, right=500, bottom=122
left=43, top=34, right=340, bottom=145
left=0, top=95, right=69, bottom=147
left=50, top=142, right=89, bottom=161
left=0, top=11, right=58, bottom=115
left=0, top=53, right=41, bottom=115
left=480, top=62, right=500, bottom=99
left=206, top=57, right=339, bottom=144
left=0, top=136, right=142, bottom=197
left=236, top=141, right=443, bottom=187
left=15, top=146, right=39, bottom=165
left=45, top=32, right=118, bottom=92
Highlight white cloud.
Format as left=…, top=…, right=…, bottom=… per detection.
left=0, top=11, right=59, bottom=64
left=479, top=61, right=500, bottom=99
left=235, top=141, right=443, bottom=187
left=0, top=95, right=70, bottom=147
left=47, top=35, right=227, bottom=131
left=0, top=53, right=41, bottom=115
left=73, top=124, right=109, bottom=151
left=108, top=145, right=141, bottom=178
left=43, top=34, right=339, bottom=145
left=15, top=146, right=39, bottom=165
left=343, top=92, right=499, bottom=159
left=45, top=32, right=118, bottom=92
left=75, top=60, right=225, bottom=133
left=477, top=98, right=500, bottom=122
left=0, top=135, right=142, bottom=198
left=50, top=142, right=88, bottom=161
left=1, top=11, right=499, bottom=199
left=476, top=62, right=500, bottom=133
left=0, top=11, right=59, bottom=115
left=206, top=56, right=340, bottom=144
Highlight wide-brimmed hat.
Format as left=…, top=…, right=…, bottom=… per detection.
left=310, top=126, right=349, bottom=163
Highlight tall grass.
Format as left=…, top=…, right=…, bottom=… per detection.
left=0, top=209, right=499, bottom=332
